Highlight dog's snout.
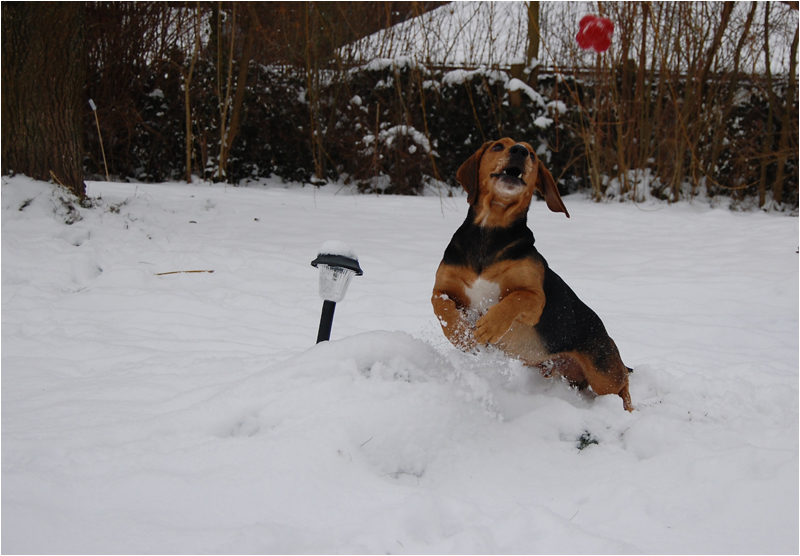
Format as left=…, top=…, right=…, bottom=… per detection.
left=508, top=144, right=528, bottom=162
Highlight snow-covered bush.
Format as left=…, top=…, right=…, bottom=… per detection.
left=332, top=59, right=578, bottom=197
left=329, top=59, right=438, bottom=195
left=83, top=54, right=798, bottom=208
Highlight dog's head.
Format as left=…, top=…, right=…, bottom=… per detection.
left=456, top=138, right=569, bottom=226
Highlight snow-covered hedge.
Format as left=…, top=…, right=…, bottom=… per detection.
left=85, top=57, right=798, bottom=207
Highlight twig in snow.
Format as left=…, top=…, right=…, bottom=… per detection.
left=155, top=270, right=215, bottom=276
left=89, top=99, right=110, bottom=181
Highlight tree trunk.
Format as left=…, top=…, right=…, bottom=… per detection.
left=305, top=2, right=326, bottom=182
left=773, top=23, right=799, bottom=205
left=183, top=5, right=202, bottom=184
left=526, top=1, right=540, bottom=86
left=217, top=11, right=255, bottom=180
left=760, top=2, right=775, bottom=208
left=2, top=2, right=86, bottom=198
left=635, top=2, right=650, bottom=172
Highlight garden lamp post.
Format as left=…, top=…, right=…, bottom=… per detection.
left=311, top=241, right=363, bottom=344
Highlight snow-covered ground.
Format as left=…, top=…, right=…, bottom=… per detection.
left=2, top=175, right=798, bottom=554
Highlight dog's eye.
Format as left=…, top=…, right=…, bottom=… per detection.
left=529, top=151, right=537, bottom=160
left=491, top=144, right=504, bottom=152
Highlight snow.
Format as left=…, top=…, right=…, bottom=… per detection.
left=441, top=67, right=508, bottom=87
left=379, top=125, right=433, bottom=154
left=2, top=175, right=798, bottom=554
left=358, top=56, right=423, bottom=73
left=533, top=115, right=553, bottom=129
left=506, top=78, right=546, bottom=107
left=547, top=100, right=568, bottom=115
left=361, top=126, right=435, bottom=159
left=346, top=3, right=531, bottom=67
left=317, top=239, right=358, bottom=260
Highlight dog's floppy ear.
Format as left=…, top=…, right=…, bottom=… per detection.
left=456, top=141, right=492, bottom=205
left=535, top=160, right=570, bottom=218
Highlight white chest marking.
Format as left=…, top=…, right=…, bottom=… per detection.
left=465, top=278, right=501, bottom=314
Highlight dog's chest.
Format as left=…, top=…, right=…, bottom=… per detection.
left=464, top=277, right=501, bottom=315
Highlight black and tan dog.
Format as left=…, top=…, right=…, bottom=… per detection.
left=432, top=138, right=633, bottom=411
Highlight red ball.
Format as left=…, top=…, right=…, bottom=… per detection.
left=576, top=15, right=614, bottom=53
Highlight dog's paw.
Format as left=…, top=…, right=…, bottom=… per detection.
left=475, top=305, right=517, bottom=345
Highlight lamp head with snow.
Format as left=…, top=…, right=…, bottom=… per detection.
left=310, top=253, right=363, bottom=303
left=310, top=241, right=363, bottom=343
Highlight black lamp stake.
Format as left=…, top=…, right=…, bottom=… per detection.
left=316, top=300, right=337, bottom=344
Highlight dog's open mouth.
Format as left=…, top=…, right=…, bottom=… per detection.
left=490, top=165, right=525, bottom=186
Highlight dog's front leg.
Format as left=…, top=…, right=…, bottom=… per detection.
left=432, top=292, right=477, bottom=350
left=474, top=290, right=545, bottom=345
